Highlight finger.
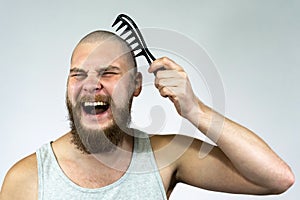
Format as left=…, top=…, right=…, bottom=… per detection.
left=156, top=70, right=188, bottom=82
left=158, top=86, right=175, bottom=98
left=158, top=87, right=181, bottom=110
left=148, top=57, right=183, bottom=73
left=155, top=78, right=184, bottom=89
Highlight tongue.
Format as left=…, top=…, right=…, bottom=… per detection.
left=84, top=105, right=109, bottom=115
left=93, top=107, right=107, bottom=115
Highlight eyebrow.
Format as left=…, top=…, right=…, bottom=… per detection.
left=69, top=65, right=121, bottom=74
left=69, top=67, right=86, bottom=73
left=103, top=65, right=121, bottom=72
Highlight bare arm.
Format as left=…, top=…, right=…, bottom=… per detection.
left=0, top=153, right=38, bottom=200
left=188, top=107, right=294, bottom=194
left=149, top=57, right=295, bottom=194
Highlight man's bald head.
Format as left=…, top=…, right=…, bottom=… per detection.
left=71, top=30, right=137, bottom=70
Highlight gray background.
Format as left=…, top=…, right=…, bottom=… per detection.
left=0, top=0, right=299, bottom=199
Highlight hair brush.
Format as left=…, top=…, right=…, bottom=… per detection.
left=112, top=14, right=163, bottom=74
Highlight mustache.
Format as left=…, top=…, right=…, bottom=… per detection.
left=77, top=95, right=113, bottom=105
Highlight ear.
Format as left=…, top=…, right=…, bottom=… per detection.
left=133, top=72, right=142, bottom=97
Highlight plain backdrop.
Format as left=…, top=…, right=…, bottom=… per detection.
left=0, top=0, right=299, bottom=199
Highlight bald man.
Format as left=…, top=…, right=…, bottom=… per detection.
left=0, top=31, right=294, bottom=200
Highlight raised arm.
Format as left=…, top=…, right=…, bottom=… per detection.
left=149, top=57, right=295, bottom=195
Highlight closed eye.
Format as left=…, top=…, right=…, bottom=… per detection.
left=101, top=71, right=119, bottom=76
left=69, top=68, right=87, bottom=79
left=71, top=72, right=87, bottom=77
left=100, top=66, right=121, bottom=77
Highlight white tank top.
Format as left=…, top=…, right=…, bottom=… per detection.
left=36, top=130, right=167, bottom=200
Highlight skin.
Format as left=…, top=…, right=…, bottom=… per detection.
left=0, top=37, right=295, bottom=200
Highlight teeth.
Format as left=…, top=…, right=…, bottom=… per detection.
left=84, top=102, right=108, bottom=107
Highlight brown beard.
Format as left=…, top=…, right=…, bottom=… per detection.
left=66, top=95, right=132, bottom=154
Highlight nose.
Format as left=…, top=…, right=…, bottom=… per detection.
left=82, top=76, right=103, bottom=94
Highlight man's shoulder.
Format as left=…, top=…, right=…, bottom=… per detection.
left=7, top=153, right=38, bottom=180
left=149, top=133, right=199, bottom=151
left=149, top=133, right=200, bottom=166
left=149, top=134, right=201, bottom=193
left=1, top=153, right=38, bottom=200
left=149, top=134, right=176, bottom=151
left=149, top=133, right=206, bottom=170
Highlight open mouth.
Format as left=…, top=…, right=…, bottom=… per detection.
left=82, top=101, right=110, bottom=115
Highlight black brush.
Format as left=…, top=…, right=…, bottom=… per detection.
left=112, top=14, right=163, bottom=74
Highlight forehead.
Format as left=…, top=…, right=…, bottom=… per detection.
left=71, top=40, right=132, bottom=71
